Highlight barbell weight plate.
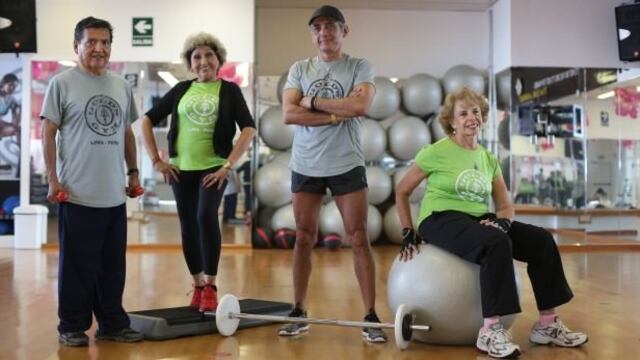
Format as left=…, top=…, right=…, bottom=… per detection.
left=216, top=294, right=241, bottom=336
left=394, top=304, right=411, bottom=350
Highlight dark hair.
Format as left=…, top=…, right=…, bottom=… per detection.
left=0, top=73, right=19, bottom=86
left=74, top=16, right=113, bottom=44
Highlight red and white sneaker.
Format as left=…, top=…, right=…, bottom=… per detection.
left=189, top=285, right=204, bottom=308
left=199, top=284, right=218, bottom=312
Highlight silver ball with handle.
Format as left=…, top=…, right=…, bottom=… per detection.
left=213, top=294, right=431, bottom=350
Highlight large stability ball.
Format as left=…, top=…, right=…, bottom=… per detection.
left=319, top=201, right=382, bottom=243
left=393, top=166, right=426, bottom=203
left=496, top=73, right=511, bottom=110
left=443, top=65, right=486, bottom=95
left=383, top=204, right=420, bottom=244
left=366, top=77, right=400, bottom=120
left=257, top=206, right=277, bottom=229
left=366, top=166, right=392, bottom=205
left=498, top=116, right=511, bottom=150
left=362, top=118, right=387, bottom=161
left=276, top=71, right=288, bottom=104
left=270, top=204, right=296, bottom=231
left=388, top=116, right=431, bottom=161
left=254, top=160, right=292, bottom=207
left=428, top=113, right=447, bottom=141
left=259, top=106, right=294, bottom=150
left=387, top=244, right=519, bottom=345
left=401, top=74, right=443, bottom=117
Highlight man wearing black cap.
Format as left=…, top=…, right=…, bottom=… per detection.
left=279, top=5, right=387, bottom=343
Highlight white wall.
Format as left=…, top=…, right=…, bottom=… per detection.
left=35, top=0, right=254, bottom=62
left=491, top=0, right=511, bottom=73
left=257, top=8, right=490, bottom=77
left=493, top=0, right=632, bottom=71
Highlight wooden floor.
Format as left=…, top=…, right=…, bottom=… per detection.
left=2, top=242, right=640, bottom=360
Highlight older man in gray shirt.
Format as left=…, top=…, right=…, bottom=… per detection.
left=41, top=16, right=143, bottom=347
left=279, top=5, right=386, bottom=343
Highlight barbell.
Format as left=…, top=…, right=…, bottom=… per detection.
left=210, top=294, right=431, bottom=350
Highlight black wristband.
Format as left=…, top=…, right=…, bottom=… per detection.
left=127, top=168, right=139, bottom=176
left=310, top=96, right=317, bottom=112
left=496, top=218, right=512, bottom=233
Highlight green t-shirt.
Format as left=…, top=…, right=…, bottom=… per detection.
left=170, top=81, right=226, bottom=170
left=415, top=137, right=501, bottom=225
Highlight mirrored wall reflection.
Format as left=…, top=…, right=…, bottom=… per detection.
left=30, top=60, right=254, bottom=245
left=496, top=66, right=640, bottom=247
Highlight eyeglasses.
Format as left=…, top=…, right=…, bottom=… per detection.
left=310, top=22, right=341, bottom=34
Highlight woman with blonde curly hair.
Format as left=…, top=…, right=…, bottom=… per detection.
left=139, top=32, right=256, bottom=312
left=395, top=87, right=587, bottom=358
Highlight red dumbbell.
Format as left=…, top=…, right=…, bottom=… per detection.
left=55, top=191, right=69, bottom=203
left=127, top=186, right=145, bottom=198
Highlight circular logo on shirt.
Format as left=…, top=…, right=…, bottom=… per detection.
left=184, top=94, right=218, bottom=125
left=455, top=169, right=491, bottom=202
left=307, top=78, right=345, bottom=99
left=85, top=95, right=123, bottom=137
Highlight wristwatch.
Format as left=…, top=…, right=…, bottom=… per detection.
left=127, top=168, right=139, bottom=176
left=223, top=160, right=232, bottom=170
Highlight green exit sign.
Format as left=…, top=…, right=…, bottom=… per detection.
left=132, top=17, right=153, bottom=46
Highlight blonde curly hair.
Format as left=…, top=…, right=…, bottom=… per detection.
left=438, top=86, right=489, bottom=136
left=181, top=32, right=227, bottom=71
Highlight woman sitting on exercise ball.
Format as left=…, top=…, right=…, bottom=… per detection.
left=395, top=86, right=587, bottom=359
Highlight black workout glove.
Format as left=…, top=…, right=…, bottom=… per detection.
left=495, top=218, right=512, bottom=233
left=399, top=228, right=424, bottom=261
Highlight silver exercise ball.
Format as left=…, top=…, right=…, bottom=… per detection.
left=270, top=204, right=296, bottom=232
left=319, top=201, right=382, bottom=243
left=362, top=118, right=387, bottom=161
left=271, top=151, right=291, bottom=165
left=442, top=65, right=486, bottom=95
left=393, top=166, right=426, bottom=203
left=401, top=73, right=443, bottom=117
left=383, top=204, right=420, bottom=245
left=276, top=70, right=288, bottom=104
left=428, top=113, right=447, bottom=141
left=388, top=116, right=431, bottom=161
left=496, top=73, right=511, bottom=110
left=259, top=106, right=294, bottom=151
left=366, top=166, right=392, bottom=205
left=366, top=77, right=400, bottom=120
left=387, top=244, right=519, bottom=345
left=254, top=160, right=292, bottom=207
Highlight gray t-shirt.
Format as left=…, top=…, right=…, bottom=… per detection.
left=285, top=54, right=374, bottom=177
left=40, top=67, right=138, bottom=207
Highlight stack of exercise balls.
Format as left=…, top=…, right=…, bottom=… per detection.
left=255, top=65, right=487, bottom=249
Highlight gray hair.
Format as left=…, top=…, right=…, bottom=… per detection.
left=181, top=32, right=227, bottom=70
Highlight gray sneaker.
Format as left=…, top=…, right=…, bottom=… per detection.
left=58, top=332, right=89, bottom=347
left=362, top=313, right=388, bottom=343
left=476, top=323, right=521, bottom=358
left=278, top=308, right=309, bottom=336
left=95, top=327, right=143, bottom=342
left=529, top=317, right=588, bottom=347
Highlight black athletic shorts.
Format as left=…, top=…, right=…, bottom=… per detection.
left=291, top=166, right=368, bottom=196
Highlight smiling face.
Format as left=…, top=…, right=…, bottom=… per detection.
left=309, top=17, right=348, bottom=56
left=451, top=100, right=484, bottom=138
left=190, top=45, right=220, bottom=82
left=74, top=27, right=111, bottom=75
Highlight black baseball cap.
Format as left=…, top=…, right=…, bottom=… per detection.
left=308, top=5, right=345, bottom=25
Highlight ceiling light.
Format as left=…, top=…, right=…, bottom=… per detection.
left=597, top=91, right=614, bottom=100
left=389, top=77, right=399, bottom=83
left=157, top=71, right=178, bottom=87
left=619, top=28, right=631, bottom=41
left=0, top=17, right=12, bottom=30
left=58, top=60, right=77, bottom=67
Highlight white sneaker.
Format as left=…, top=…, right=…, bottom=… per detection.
left=476, top=323, right=521, bottom=359
left=529, top=317, right=588, bottom=347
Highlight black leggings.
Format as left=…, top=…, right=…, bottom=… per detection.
left=171, top=167, right=227, bottom=276
left=418, top=211, right=573, bottom=318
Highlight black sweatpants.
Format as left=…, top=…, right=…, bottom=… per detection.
left=58, top=203, right=129, bottom=334
left=418, top=210, right=574, bottom=318
left=171, top=167, right=227, bottom=276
